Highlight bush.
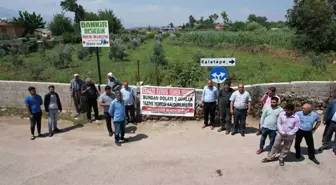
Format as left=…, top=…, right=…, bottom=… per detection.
left=3, top=54, right=24, bottom=67
left=310, top=53, right=327, bottom=71
left=166, top=61, right=204, bottom=87
left=77, top=47, right=91, bottom=60
left=49, top=44, right=74, bottom=69
left=150, top=41, right=168, bottom=66
left=109, top=39, right=128, bottom=60
left=246, top=22, right=265, bottom=31
left=146, top=32, right=155, bottom=39
left=28, top=63, right=44, bottom=81
left=154, top=34, right=163, bottom=41
left=193, top=50, right=205, bottom=64
left=0, top=49, right=6, bottom=58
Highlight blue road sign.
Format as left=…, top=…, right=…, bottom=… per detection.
left=210, top=67, right=228, bottom=84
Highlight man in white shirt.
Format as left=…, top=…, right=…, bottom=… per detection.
left=120, top=81, right=136, bottom=124
left=229, top=83, right=252, bottom=137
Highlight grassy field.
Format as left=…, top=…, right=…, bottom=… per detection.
left=1, top=37, right=336, bottom=88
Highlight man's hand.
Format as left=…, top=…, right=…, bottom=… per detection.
left=29, top=114, right=34, bottom=118
left=248, top=109, right=252, bottom=115
left=230, top=109, right=234, bottom=114
left=86, top=86, right=91, bottom=91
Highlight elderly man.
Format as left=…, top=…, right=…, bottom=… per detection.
left=201, top=80, right=218, bottom=130
left=121, top=81, right=136, bottom=124
left=257, top=87, right=281, bottom=135
left=295, top=104, right=321, bottom=165
left=69, top=74, right=83, bottom=116
left=217, top=81, right=234, bottom=134
left=318, top=99, right=336, bottom=155
left=256, top=97, right=283, bottom=154
left=229, top=83, right=252, bottom=137
left=261, top=104, right=300, bottom=166
left=81, top=78, right=100, bottom=122
left=107, top=72, right=122, bottom=92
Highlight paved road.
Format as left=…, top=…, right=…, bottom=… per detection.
left=0, top=117, right=335, bottom=185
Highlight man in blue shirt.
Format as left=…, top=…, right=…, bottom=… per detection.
left=24, top=86, right=43, bottom=140
left=295, top=103, right=321, bottom=165
left=201, top=80, right=218, bottom=130
left=120, top=81, right=136, bottom=124
left=109, top=91, right=129, bottom=146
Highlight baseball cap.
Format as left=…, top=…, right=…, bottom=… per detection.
left=107, top=72, right=113, bottom=77
left=74, top=74, right=79, bottom=77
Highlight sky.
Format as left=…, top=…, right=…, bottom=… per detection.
left=0, top=0, right=294, bottom=28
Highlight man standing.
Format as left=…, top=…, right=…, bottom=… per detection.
left=217, top=81, right=234, bottom=134
left=109, top=91, right=129, bottom=146
left=229, top=83, right=252, bottom=137
left=81, top=78, right=100, bottom=122
left=318, top=99, right=336, bottom=155
left=257, top=87, right=280, bottom=135
left=107, top=72, right=122, bottom=92
left=99, top=85, right=115, bottom=137
left=44, top=85, right=62, bottom=137
left=201, top=80, right=218, bottom=130
left=295, top=104, right=321, bottom=165
left=256, top=97, right=283, bottom=154
left=121, top=81, right=136, bottom=124
left=24, top=87, right=43, bottom=140
left=261, top=104, right=300, bottom=166
left=70, top=74, right=83, bottom=117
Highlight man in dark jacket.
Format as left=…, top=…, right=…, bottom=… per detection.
left=44, top=85, right=62, bottom=137
left=318, top=99, right=336, bottom=155
left=81, top=78, right=100, bottom=122
left=218, top=81, right=234, bottom=134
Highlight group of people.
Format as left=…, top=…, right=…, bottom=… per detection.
left=202, top=80, right=336, bottom=166
left=24, top=72, right=136, bottom=146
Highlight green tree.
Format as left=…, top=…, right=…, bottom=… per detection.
left=247, top=14, right=269, bottom=27
left=169, top=22, right=174, bottom=28
left=12, top=11, right=45, bottom=36
left=60, top=0, right=85, bottom=23
left=230, top=21, right=247, bottom=31
left=49, top=13, right=74, bottom=36
left=286, top=0, right=336, bottom=52
left=246, top=22, right=264, bottom=31
left=213, top=13, right=219, bottom=23
left=84, top=10, right=123, bottom=34
left=189, top=15, right=196, bottom=28
left=221, top=11, right=230, bottom=24
left=150, top=41, right=168, bottom=66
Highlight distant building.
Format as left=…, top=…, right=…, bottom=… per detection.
left=215, top=24, right=224, bottom=30
left=35, top=28, right=52, bottom=39
left=159, top=27, right=175, bottom=33
left=0, top=22, right=24, bottom=38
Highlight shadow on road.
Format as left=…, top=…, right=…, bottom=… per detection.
left=127, top=134, right=148, bottom=143
left=57, top=124, right=84, bottom=134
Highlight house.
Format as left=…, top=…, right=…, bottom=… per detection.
left=215, top=24, right=224, bottom=30
left=0, top=22, right=24, bottom=38
left=159, top=27, right=175, bottom=33
left=35, top=28, right=52, bottom=39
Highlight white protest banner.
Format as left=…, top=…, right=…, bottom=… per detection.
left=140, top=86, right=195, bottom=117
left=80, top=21, right=110, bottom=47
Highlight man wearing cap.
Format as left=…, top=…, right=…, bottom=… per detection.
left=99, top=85, right=115, bottom=137
left=70, top=74, right=83, bottom=116
left=218, top=81, right=234, bottom=134
left=81, top=78, right=100, bottom=122
left=107, top=72, right=122, bottom=92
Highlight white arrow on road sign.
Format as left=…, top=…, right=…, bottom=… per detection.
left=200, top=58, right=236, bottom=67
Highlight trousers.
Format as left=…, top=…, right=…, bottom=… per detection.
left=322, top=122, right=336, bottom=149
left=267, top=135, right=294, bottom=161
left=259, top=127, right=277, bottom=151
left=114, top=120, right=126, bottom=143
left=233, top=108, right=247, bottom=132
left=104, top=112, right=113, bottom=133
left=87, top=98, right=99, bottom=120
left=295, top=129, right=315, bottom=159
left=203, top=102, right=216, bottom=126
left=30, top=112, right=42, bottom=135
left=219, top=106, right=232, bottom=130
left=125, top=105, right=136, bottom=123
left=72, top=91, right=81, bottom=114
left=48, top=109, right=58, bottom=133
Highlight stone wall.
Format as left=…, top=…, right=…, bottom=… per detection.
left=1, top=80, right=336, bottom=118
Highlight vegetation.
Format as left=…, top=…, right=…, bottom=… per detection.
left=12, top=11, right=45, bottom=36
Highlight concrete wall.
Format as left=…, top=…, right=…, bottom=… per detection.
left=1, top=80, right=336, bottom=111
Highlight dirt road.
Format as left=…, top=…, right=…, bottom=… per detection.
left=0, top=117, right=335, bottom=185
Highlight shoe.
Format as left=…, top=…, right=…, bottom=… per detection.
left=225, top=130, right=230, bottom=135
left=53, top=128, right=61, bottom=133
left=279, top=160, right=285, bottom=166
left=38, top=133, right=43, bottom=137
left=49, top=133, right=53, bottom=137
left=217, top=127, right=225, bottom=132
left=109, top=132, right=113, bottom=137
left=30, top=135, right=35, bottom=140
left=333, top=149, right=336, bottom=155
left=202, top=124, right=207, bottom=129
left=231, top=131, right=237, bottom=136
left=210, top=126, right=214, bottom=130
left=261, top=158, right=271, bottom=163
left=256, top=130, right=261, bottom=136
left=309, top=158, right=320, bottom=165
left=115, top=142, right=121, bottom=146
left=241, top=132, right=245, bottom=137
left=256, top=149, right=263, bottom=155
